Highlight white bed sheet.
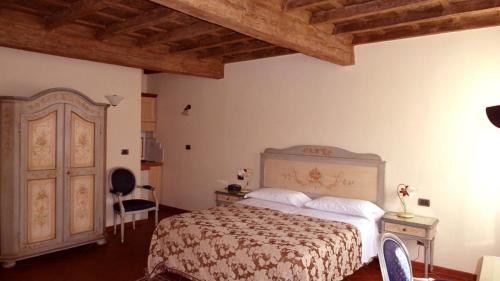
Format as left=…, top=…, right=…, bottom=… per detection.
left=238, top=198, right=379, bottom=264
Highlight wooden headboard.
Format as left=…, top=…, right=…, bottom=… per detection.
left=260, top=145, right=385, bottom=207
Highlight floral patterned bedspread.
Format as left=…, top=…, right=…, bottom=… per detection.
left=147, top=204, right=362, bottom=281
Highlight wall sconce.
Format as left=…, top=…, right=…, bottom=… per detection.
left=105, top=95, right=124, bottom=106
left=486, top=105, right=500, bottom=128
left=182, top=104, right=191, bottom=116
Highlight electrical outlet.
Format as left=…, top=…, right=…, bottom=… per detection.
left=418, top=198, right=430, bottom=207
left=185, top=145, right=191, bottom=150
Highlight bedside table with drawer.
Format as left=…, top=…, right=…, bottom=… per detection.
left=381, top=212, right=439, bottom=278
left=215, top=189, right=250, bottom=206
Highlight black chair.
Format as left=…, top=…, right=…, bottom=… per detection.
left=109, top=167, right=159, bottom=243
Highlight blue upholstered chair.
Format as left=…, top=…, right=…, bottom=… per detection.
left=379, top=233, right=446, bottom=281
left=109, top=167, right=159, bottom=243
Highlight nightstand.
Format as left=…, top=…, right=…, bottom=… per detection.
left=381, top=212, right=439, bottom=278
left=215, top=189, right=251, bottom=206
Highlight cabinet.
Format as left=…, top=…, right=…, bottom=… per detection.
left=141, top=94, right=157, bottom=132
left=141, top=162, right=162, bottom=202
left=0, top=88, right=108, bottom=268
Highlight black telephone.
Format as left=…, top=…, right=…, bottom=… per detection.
left=227, top=184, right=242, bottom=192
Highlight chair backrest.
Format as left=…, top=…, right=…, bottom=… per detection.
left=109, top=167, right=136, bottom=196
left=378, top=233, right=414, bottom=281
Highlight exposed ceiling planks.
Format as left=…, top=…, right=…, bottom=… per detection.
left=283, top=0, right=344, bottom=10
left=333, top=0, right=500, bottom=34
left=45, top=0, right=119, bottom=30
left=151, top=0, right=355, bottom=65
left=198, top=40, right=274, bottom=59
left=97, top=7, right=176, bottom=40
left=0, top=0, right=297, bottom=78
left=310, top=0, right=437, bottom=24
left=169, top=33, right=251, bottom=53
left=0, top=9, right=224, bottom=78
left=352, top=9, right=500, bottom=44
left=0, top=0, right=498, bottom=78
left=223, top=47, right=297, bottom=63
left=140, top=21, right=223, bottom=47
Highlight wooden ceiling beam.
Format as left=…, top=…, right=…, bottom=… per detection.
left=45, top=0, right=119, bottom=30
left=223, top=47, right=296, bottom=63
left=0, top=10, right=223, bottom=78
left=310, top=0, right=437, bottom=24
left=103, top=1, right=144, bottom=14
left=150, top=0, right=354, bottom=65
left=334, top=0, right=500, bottom=34
left=97, top=8, right=177, bottom=40
left=353, top=10, right=500, bottom=44
left=0, top=0, right=17, bottom=7
left=169, top=33, right=250, bottom=53
left=439, top=0, right=450, bottom=8
left=198, top=40, right=272, bottom=58
left=140, top=21, right=222, bottom=47
left=284, top=0, right=343, bottom=10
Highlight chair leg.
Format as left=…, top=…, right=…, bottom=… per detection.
left=132, top=214, right=136, bottom=230
left=120, top=214, right=125, bottom=243
left=155, top=209, right=158, bottom=225
left=113, top=212, right=117, bottom=235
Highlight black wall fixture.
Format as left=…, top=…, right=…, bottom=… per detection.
left=486, top=105, right=500, bottom=128
left=182, top=104, right=191, bottom=116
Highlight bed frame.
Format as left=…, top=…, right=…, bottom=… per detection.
left=260, top=145, right=385, bottom=207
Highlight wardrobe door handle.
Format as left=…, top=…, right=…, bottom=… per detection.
left=66, top=171, right=71, bottom=175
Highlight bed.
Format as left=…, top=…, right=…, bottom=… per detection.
left=146, top=145, right=385, bottom=281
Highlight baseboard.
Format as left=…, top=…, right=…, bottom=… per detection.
left=412, top=261, right=477, bottom=281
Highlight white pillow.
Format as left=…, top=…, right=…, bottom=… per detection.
left=244, top=188, right=312, bottom=207
left=304, top=196, right=384, bottom=221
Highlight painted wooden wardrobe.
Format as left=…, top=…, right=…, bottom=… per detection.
left=0, top=88, right=108, bottom=268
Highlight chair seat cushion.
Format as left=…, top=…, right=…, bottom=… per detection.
left=114, top=199, right=156, bottom=212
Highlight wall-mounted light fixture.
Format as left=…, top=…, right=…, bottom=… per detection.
left=486, top=105, right=500, bottom=128
left=182, top=104, right=191, bottom=116
left=105, top=95, right=124, bottom=106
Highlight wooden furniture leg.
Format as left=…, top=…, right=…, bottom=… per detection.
left=120, top=214, right=125, bottom=243
left=430, top=238, right=435, bottom=272
left=113, top=213, right=117, bottom=235
left=424, top=240, right=429, bottom=278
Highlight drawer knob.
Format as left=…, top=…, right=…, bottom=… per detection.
left=402, top=228, right=407, bottom=232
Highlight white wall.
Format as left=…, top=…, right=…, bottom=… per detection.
left=0, top=46, right=143, bottom=227
left=148, top=26, right=500, bottom=273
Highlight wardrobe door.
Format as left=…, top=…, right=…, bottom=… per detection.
left=63, top=104, right=104, bottom=242
left=20, top=104, right=64, bottom=252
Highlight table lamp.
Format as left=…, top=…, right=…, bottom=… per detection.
left=237, top=168, right=253, bottom=189
left=397, top=183, right=416, bottom=218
